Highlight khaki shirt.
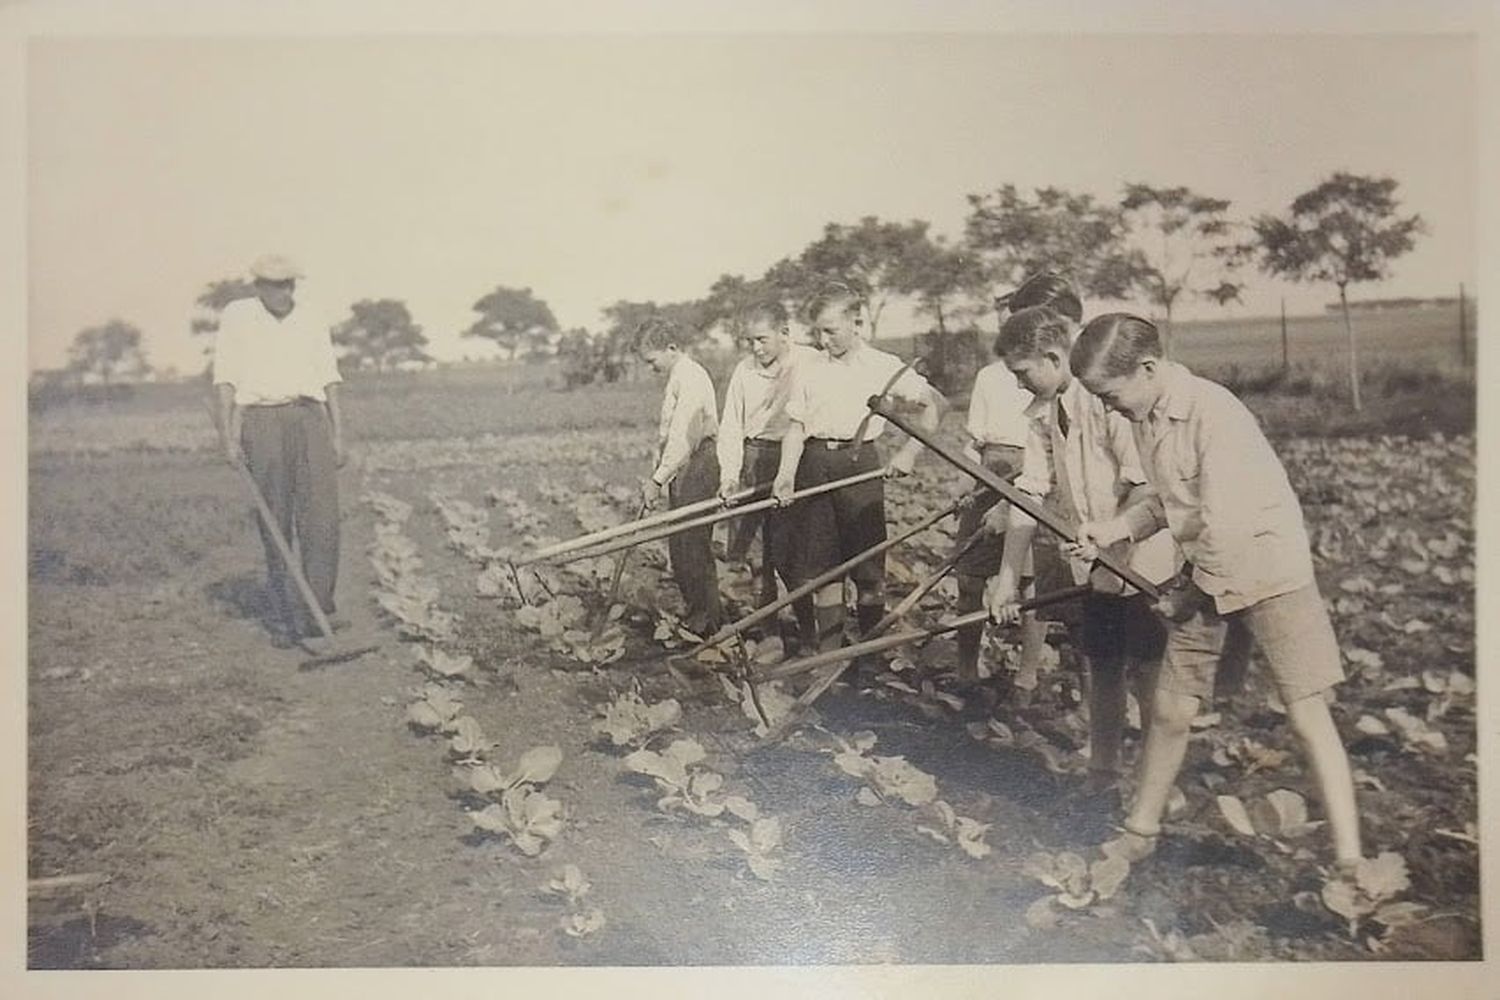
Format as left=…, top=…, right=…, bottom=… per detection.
left=1009, top=379, right=1181, bottom=593
left=1120, top=361, right=1315, bottom=613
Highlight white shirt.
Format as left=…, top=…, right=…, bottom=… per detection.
left=784, top=343, right=932, bottom=441
left=1118, top=361, right=1315, bottom=613
left=653, top=354, right=719, bottom=485
left=966, top=361, right=1032, bottom=448
left=1009, top=379, right=1180, bottom=592
left=211, top=296, right=341, bottom=406
left=717, top=343, right=817, bottom=484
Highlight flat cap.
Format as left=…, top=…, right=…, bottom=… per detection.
left=248, top=254, right=304, bottom=282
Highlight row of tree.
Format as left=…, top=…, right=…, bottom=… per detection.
left=53, top=170, right=1421, bottom=412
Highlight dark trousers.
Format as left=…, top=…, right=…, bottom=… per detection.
left=727, top=439, right=793, bottom=601
left=240, top=401, right=340, bottom=632
left=787, top=441, right=886, bottom=598
left=667, top=438, right=722, bottom=630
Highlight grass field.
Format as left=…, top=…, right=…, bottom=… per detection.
left=25, top=302, right=1480, bottom=968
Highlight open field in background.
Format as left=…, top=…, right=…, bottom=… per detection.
left=27, top=305, right=1477, bottom=457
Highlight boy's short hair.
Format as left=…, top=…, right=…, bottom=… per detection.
left=994, top=305, right=1075, bottom=361
left=633, top=316, right=683, bottom=353
left=804, top=278, right=867, bottom=323
left=1070, top=312, right=1164, bottom=379
left=745, top=299, right=790, bottom=335
left=995, top=271, right=1083, bottom=323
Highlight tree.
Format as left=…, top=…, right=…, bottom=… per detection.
left=700, top=273, right=783, bottom=343
left=796, top=217, right=932, bottom=337
left=189, top=277, right=255, bottom=336
left=1251, top=172, right=1423, bottom=410
left=1119, top=183, right=1249, bottom=352
left=889, top=234, right=991, bottom=393
left=66, top=319, right=151, bottom=384
left=463, top=286, right=559, bottom=361
left=331, top=299, right=431, bottom=371
left=760, top=257, right=819, bottom=330
left=600, top=298, right=711, bottom=350
left=964, top=184, right=1141, bottom=301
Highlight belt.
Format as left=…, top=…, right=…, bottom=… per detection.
left=744, top=437, right=782, bottom=447
left=244, top=396, right=322, bottom=409
left=806, top=437, right=869, bottom=451
left=979, top=441, right=1023, bottom=451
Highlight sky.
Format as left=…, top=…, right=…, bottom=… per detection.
left=26, top=30, right=1477, bottom=375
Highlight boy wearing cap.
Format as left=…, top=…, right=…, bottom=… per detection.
left=717, top=306, right=820, bottom=643
left=635, top=319, right=723, bottom=637
left=212, top=255, right=347, bottom=646
left=1068, top=312, right=1361, bottom=867
left=772, top=281, right=941, bottom=657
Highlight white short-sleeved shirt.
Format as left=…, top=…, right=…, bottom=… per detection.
left=211, top=296, right=342, bottom=406
left=717, top=343, right=817, bottom=484
left=785, top=343, right=931, bottom=441
left=966, top=361, right=1032, bottom=448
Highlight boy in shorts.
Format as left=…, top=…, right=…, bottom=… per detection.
left=986, top=305, right=1180, bottom=798
left=1068, top=313, right=1361, bottom=866
left=952, top=273, right=1080, bottom=684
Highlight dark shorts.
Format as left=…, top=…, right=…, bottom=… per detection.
left=785, top=439, right=885, bottom=589
left=953, top=443, right=1024, bottom=579
left=1074, top=592, right=1168, bottom=665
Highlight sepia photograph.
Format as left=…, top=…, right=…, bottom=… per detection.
left=7, top=1, right=1495, bottom=996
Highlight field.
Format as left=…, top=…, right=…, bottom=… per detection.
left=26, top=307, right=1480, bottom=969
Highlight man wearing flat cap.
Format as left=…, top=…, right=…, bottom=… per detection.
left=212, top=254, right=348, bottom=646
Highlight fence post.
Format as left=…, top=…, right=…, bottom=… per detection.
left=1280, top=297, right=1289, bottom=373
left=1459, top=283, right=1469, bottom=368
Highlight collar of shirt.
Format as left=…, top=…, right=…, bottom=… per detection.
left=1150, top=360, right=1195, bottom=424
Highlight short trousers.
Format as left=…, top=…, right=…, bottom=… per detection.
left=785, top=440, right=885, bottom=590
left=1158, top=583, right=1343, bottom=704
left=954, top=443, right=1024, bottom=578
left=1075, top=591, right=1168, bottom=666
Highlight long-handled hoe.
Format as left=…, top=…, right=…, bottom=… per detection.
left=233, top=462, right=381, bottom=668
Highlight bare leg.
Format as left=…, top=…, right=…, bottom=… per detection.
left=1285, top=691, right=1362, bottom=863
left=1124, top=686, right=1198, bottom=838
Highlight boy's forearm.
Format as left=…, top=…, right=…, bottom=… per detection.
left=325, top=384, right=344, bottom=444
left=777, top=423, right=806, bottom=483
left=214, top=384, right=240, bottom=452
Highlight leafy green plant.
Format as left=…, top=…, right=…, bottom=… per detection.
left=830, top=732, right=939, bottom=807
left=1215, top=789, right=1323, bottom=844
left=594, top=691, right=682, bottom=748
left=467, top=746, right=566, bottom=856
left=914, top=800, right=991, bottom=859
left=623, top=739, right=728, bottom=817
left=1023, top=849, right=1131, bottom=926
left=471, top=785, right=565, bottom=856
left=1320, top=852, right=1428, bottom=949
left=726, top=817, right=784, bottom=881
